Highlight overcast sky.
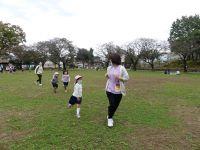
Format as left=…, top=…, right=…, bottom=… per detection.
left=0, top=0, right=199, bottom=50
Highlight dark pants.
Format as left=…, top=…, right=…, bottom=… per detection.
left=52, top=82, right=58, bottom=88
left=63, top=82, right=69, bottom=90
left=106, top=91, right=122, bottom=119
left=37, top=74, right=42, bottom=84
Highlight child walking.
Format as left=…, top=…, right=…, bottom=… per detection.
left=62, top=70, right=70, bottom=92
left=51, top=72, right=59, bottom=93
left=67, top=75, right=83, bottom=118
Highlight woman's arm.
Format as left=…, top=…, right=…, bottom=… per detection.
left=105, top=66, right=111, bottom=79
left=119, top=66, right=129, bottom=82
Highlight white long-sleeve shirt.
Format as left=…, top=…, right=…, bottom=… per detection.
left=35, top=65, right=43, bottom=74
left=72, top=83, right=82, bottom=98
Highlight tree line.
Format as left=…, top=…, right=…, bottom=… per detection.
left=0, top=15, right=200, bottom=72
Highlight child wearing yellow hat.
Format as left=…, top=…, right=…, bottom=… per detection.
left=51, top=72, right=59, bottom=93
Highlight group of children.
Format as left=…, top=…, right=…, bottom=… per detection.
left=51, top=70, right=83, bottom=118
left=51, top=70, right=70, bottom=93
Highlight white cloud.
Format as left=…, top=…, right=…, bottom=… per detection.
left=0, top=0, right=200, bottom=49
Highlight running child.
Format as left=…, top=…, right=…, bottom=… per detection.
left=67, top=75, right=83, bottom=118
left=51, top=72, right=59, bottom=93
left=62, top=70, right=70, bottom=92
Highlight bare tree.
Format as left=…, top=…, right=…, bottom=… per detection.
left=35, top=38, right=75, bottom=70
left=139, top=38, right=164, bottom=70
left=97, top=42, right=125, bottom=67
left=124, top=40, right=142, bottom=70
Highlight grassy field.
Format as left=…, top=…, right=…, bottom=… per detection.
left=0, top=70, right=200, bottom=150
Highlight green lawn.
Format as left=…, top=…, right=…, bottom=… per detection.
left=0, top=70, right=199, bottom=149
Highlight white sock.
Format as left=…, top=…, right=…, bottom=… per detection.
left=77, top=108, right=80, bottom=115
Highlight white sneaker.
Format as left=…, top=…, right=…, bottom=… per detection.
left=76, top=114, right=80, bottom=118
left=108, top=118, right=113, bottom=127
left=39, top=84, right=42, bottom=86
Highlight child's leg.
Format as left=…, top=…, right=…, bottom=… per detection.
left=37, top=74, right=40, bottom=83
left=38, top=74, right=42, bottom=84
left=64, top=83, right=66, bottom=90
left=67, top=103, right=72, bottom=108
left=76, top=104, right=81, bottom=118
left=64, top=85, right=67, bottom=91
left=64, top=82, right=68, bottom=92
left=77, top=104, right=80, bottom=108
left=53, top=83, right=58, bottom=93
left=76, top=97, right=82, bottom=118
left=53, top=87, right=56, bottom=93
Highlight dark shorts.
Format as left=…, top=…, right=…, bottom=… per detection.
left=63, top=82, right=69, bottom=86
left=69, top=96, right=82, bottom=105
left=52, top=82, right=58, bottom=88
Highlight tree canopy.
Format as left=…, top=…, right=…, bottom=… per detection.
left=168, top=15, right=200, bottom=71
left=0, top=21, right=26, bottom=56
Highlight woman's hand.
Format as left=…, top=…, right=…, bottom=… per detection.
left=114, top=74, right=124, bottom=81
left=105, top=73, right=109, bottom=79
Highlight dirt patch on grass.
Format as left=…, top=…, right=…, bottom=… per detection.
left=0, top=110, right=35, bottom=144
left=126, top=75, right=200, bottom=103
left=0, top=129, right=34, bottom=141
left=126, top=127, right=191, bottom=150
left=170, top=105, right=200, bottom=149
left=124, top=106, right=200, bottom=149
left=126, top=77, right=169, bottom=101
left=128, top=76, right=194, bottom=90
left=0, top=143, right=9, bottom=150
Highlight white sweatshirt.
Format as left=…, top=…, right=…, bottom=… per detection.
left=72, top=83, right=82, bottom=98
left=35, top=65, right=43, bottom=74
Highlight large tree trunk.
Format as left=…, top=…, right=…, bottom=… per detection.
left=20, top=61, right=23, bottom=70
left=106, top=61, right=109, bottom=68
left=132, top=61, right=138, bottom=71
left=182, top=59, right=188, bottom=72
left=63, top=61, right=66, bottom=71
left=150, top=62, right=154, bottom=71
left=133, top=65, right=137, bottom=71
left=131, top=58, right=138, bottom=71
left=83, top=62, right=85, bottom=68
left=191, top=53, right=195, bottom=61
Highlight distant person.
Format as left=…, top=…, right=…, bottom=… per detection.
left=29, top=65, right=32, bottom=72
left=62, top=70, right=70, bottom=92
left=96, top=66, right=100, bottom=71
left=51, top=72, right=59, bottom=93
left=105, top=53, right=129, bottom=127
left=13, top=66, right=16, bottom=72
left=176, top=70, right=180, bottom=75
left=6, top=66, right=9, bottom=72
left=0, top=64, right=3, bottom=73
left=164, top=69, right=168, bottom=74
left=67, top=75, right=83, bottom=118
left=9, top=65, right=14, bottom=73
left=21, top=65, right=24, bottom=72
left=34, top=62, right=43, bottom=86
left=167, top=69, right=170, bottom=74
